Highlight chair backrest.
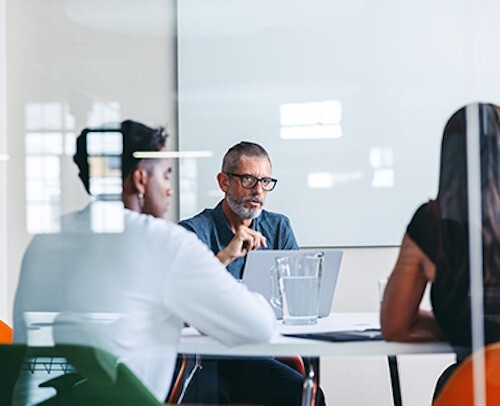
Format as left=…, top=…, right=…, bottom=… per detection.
left=0, top=344, right=27, bottom=405
left=56, top=344, right=118, bottom=386
left=433, top=343, right=500, bottom=406
left=36, top=344, right=163, bottom=406
left=0, top=320, right=13, bottom=344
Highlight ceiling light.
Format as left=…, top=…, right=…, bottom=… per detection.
left=133, top=151, right=213, bottom=159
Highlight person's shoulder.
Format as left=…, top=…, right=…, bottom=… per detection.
left=411, top=200, right=439, bottom=222
left=128, top=211, right=208, bottom=249
left=124, top=209, right=174, bottom=233
left=259, top=209, right=292, bottom=224
left=126, top=210, right=187, bottom=237
left=178, top=208, right=216, bottom=228
left=407, top=200, right=440, bottom=240
left=258, top=210, right=294, bottom=235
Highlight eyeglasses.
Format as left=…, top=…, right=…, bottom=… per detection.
left=226, top=173, right=278, bottom=191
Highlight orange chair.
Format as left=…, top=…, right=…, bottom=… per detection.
left=0, top=320, right=13, bottom=344
left=275, top=356, right=306, bottom=376
left=433, top=343, right=500, bottom=406
left=166, top=354, right=189, bottom=403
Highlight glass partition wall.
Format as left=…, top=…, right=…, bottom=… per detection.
left=1, top=1, right=499, bottom=405
left=3, top=1, right=177, bottom=403
left=2, top=0, right=177, bottom=324
left=177, top=0, right=500, bottom=247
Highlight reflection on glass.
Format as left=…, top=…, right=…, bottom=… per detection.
left=91, top=201, right=124, bottom=233
left=25, top=132, right=64, bottom=155
left=26, top=204, right=60, bottom=235
left=24, top=103, right=75, bottom=234
left=84, top=129, right=124, bottom=232
left=86, top=131, right=123, bottom=200
left=26, top=103, right=63, bottom=131
left=87, top=131, right=123, bottom=155
left=25, top=156, right=61, bottom=234
left=371, top=169, right=394, bottom=188
left=87, top=102, right=121, bottom=128
left=64, top=132, right=76, bottom=156
left=24, top=102, right=123, bottom=234
left=369, top=147, right=393, bottom=168
left=307, top=171, right=363, bottom=189
left=280, top=100, right=342, bottom=140
left=26, top=178, right=61, bottom=202
left=307, top=172, right=333, bottom=189
left=369, top=147, right=394, bottom=188
left=179, top=157, right=198, bottom=218
left=88, top=156, right=122, bottom=196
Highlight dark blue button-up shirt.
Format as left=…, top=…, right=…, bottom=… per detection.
left=179, top=201, right=298, bottom=278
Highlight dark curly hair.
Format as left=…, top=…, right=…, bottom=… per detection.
left=73, top=120, right=168, bottom=194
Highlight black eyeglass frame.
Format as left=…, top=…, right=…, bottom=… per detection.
left=226, top=172, right=278, bottom=191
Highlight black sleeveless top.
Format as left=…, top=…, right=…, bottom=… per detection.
left=407, top=201, right=471, bottom=347
left=407, top=200, right=500, bottom=350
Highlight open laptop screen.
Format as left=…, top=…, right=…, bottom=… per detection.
left=241, top=249, right=343, bottom=319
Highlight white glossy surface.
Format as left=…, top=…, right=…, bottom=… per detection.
left=178, top=0, right=500, bottom=247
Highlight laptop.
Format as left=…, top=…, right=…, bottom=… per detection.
left=241, top=248, right=343, bottom=319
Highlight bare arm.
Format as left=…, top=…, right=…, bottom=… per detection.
left=216, top=225, right=267, bottom=266
left=380, top=233, right=445, bottom=342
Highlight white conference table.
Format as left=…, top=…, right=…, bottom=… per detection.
left=179, top=312, right=452, bottom=357
left=177, top=313, right=453, bottom=406
left=24, top=312, right=453, bottom=406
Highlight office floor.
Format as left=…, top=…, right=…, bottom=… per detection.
left=320, top=353, right=456, bottom=405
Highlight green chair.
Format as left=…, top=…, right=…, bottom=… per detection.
left=33, top=344, right=163, bottom=406
left=0, top=344, right=28, bottom=405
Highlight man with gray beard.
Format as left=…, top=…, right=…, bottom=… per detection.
left=176, top=142, right=324, bottom=406
left=179, top=141, right=298, bottom=279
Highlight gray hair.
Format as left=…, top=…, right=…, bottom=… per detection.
left=221, top=141, right=272, bottom=173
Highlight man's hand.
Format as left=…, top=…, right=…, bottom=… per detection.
left=216, top=226, right=267, bottom=266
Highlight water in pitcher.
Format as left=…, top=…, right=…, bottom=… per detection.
left=280, top=275, right=320, bottom=325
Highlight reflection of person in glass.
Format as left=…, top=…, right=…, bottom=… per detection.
left=13, top=121, right=275, bottom=402
left=381, top=103, right=500, bottom=396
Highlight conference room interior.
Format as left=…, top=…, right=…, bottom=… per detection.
left=0, top=1, right=499, bottom=405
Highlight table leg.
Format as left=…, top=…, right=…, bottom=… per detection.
left=387, top=355, right=402, bottom=406
left=301, top=357, right=317, bottom=406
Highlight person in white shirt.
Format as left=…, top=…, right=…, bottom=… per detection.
left=13, top=120, right=275, bottom=402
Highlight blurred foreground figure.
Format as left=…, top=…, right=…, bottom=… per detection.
left=13, top=120, right=275, bottom=402
left=381, top=103, right=500, bottom=397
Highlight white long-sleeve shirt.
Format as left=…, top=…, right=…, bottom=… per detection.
left=13, top=204, right=275, bottom=401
